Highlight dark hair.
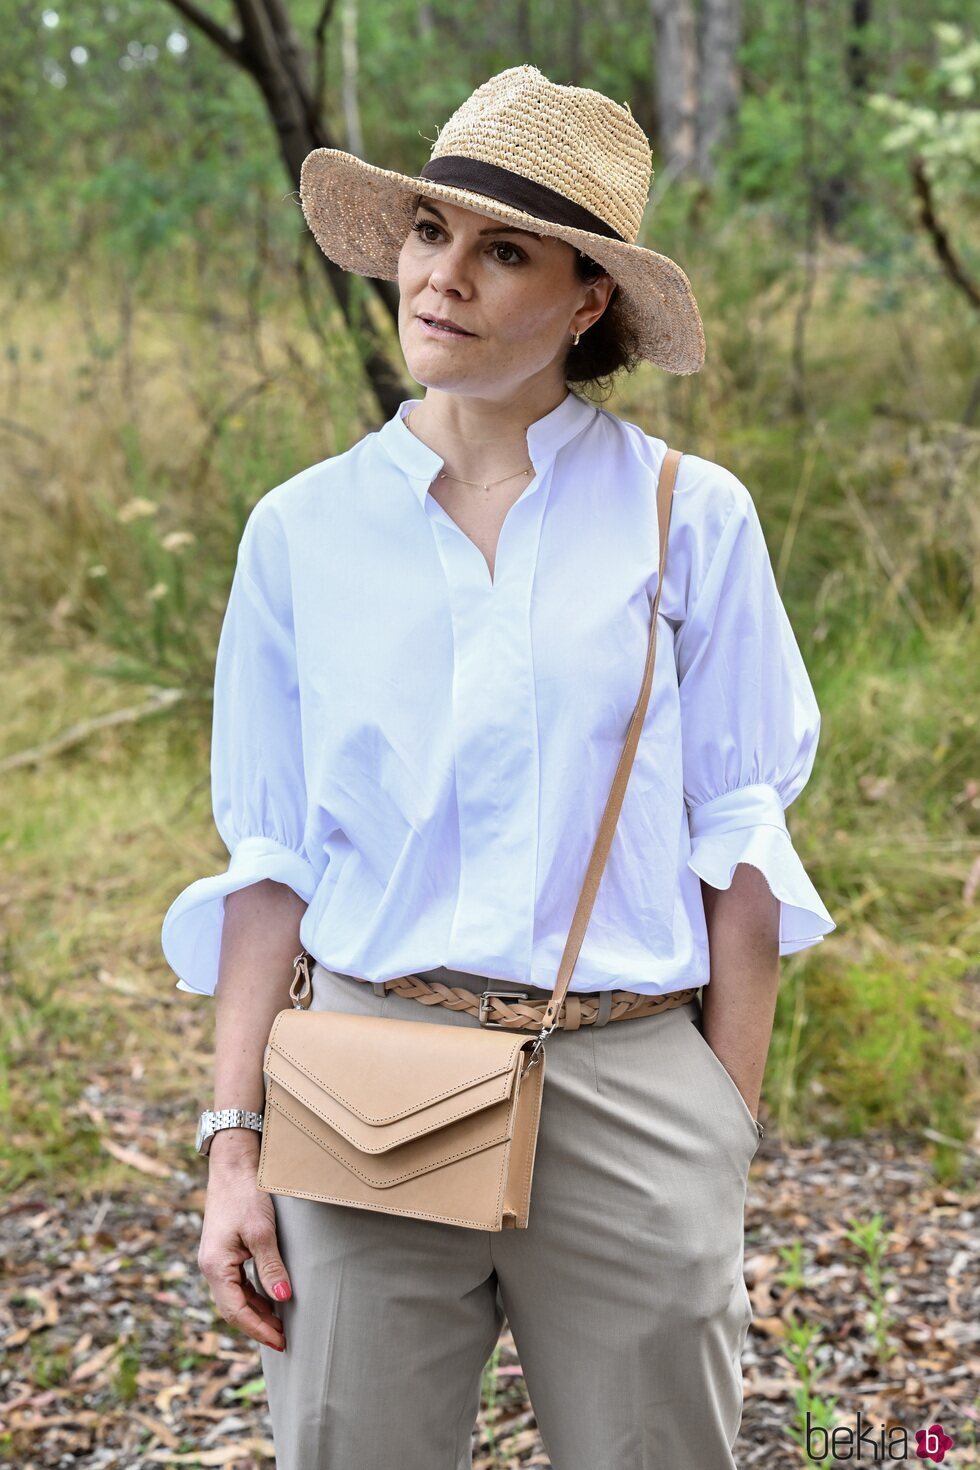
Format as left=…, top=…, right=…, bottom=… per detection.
left=564, top=252, right=642, bottom=402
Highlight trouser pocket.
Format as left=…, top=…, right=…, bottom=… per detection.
left=686, top=1001, right=764, bottom=1161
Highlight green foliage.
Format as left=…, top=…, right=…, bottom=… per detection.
left=867, top=22, right=980, bottom=198
left=778, top=1304, right=841, bottom=1455
left=771, top=960, right=976, bottom=1153
left=0, top=0, right=292, bottom=281
left=730, top=3, right=978, bottom=298
left=229, top=1375, right=270, bottom=1400
left=843, top=1214, right=900, bottom=1375
left=480, top=1340, right=504, bottom=1462
left=27, top=1335, right=75, bottom=1390
left=113, top=1340, right=142, bottom=1403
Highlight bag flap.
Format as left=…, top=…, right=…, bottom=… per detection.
left=263, top=1009, right=530, bottom=1150
left=265, top=1046, right=519, bottom=1156
left=263, top=1084, right=516, bottom=1184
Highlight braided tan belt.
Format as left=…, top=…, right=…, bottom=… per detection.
left=362, top=972, right=701, bottom=1032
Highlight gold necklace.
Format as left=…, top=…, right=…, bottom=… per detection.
left=406, top=410, right=534, bottom=492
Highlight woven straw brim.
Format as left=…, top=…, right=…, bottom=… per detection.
left=299, top=149, right=706, bottom=376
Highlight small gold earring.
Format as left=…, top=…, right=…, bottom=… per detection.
left=573, top=330, right=581, bottom=346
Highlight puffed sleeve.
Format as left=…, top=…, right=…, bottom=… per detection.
left=160, top=500, right=318, bottom=995
left=675, top=471, right=836, bottom=954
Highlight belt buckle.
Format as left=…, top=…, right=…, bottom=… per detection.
left=478, top=990, right=530, bottom=1028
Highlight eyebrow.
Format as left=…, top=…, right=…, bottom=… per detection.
left=415, top=200, right=543, bottom=242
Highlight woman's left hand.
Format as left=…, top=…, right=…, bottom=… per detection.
left=700, top=865, right=780, bottom=1128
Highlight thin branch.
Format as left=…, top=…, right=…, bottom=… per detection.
left=811, top=420, right=931, bottom=638
left=0, top=690, right=184, bottom=774
left=312, top=0, right=339, bottom=122
left=790, top=0, right=818, bottom=418
left=0, top=417, right=51, bottom=448
left=910, top=154, right=980, bottom=311
left=961, top=372, right=980, bottom=428
left=295, top=231, right=333, bottom=349
left=183, top=374, right=278, bottom=490
left=257, top=0, right=318, bottom=119
left=161, top=0, right=248, bottom=67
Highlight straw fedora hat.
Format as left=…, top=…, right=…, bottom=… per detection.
left=299, top=64, right=706, bottom=375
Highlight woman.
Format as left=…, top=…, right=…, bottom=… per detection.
left=162, top=64, right=835, bottom=1470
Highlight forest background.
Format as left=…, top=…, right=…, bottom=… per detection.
left=0, top=1, right=978, bottom=1465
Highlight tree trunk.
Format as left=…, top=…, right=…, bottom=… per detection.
left=417, top=2, right=434, bottom=42
left=649, top=0, right=699, bottom=177
left=846, top=0, right=873, bottom=94
left=164, top=0, right=407, bottom=419
left=697, top=0, right=741, bottom=182
left=341, top=0, right=364, bottom=157
left=818, top=0, right=872, bottom=234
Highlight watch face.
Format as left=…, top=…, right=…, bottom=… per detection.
left=195, top=1115, right=207, bottom=1152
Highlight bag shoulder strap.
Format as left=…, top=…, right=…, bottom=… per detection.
left=538, top=445, right=682, bottom=1029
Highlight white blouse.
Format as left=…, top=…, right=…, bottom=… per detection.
left=161, top=388, right=836, bottom=997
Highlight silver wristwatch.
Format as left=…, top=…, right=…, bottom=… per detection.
left=196, top=1108, right=264, bottom=1157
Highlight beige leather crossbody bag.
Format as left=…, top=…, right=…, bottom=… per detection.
left=256, top=448, right=683, bottom=1231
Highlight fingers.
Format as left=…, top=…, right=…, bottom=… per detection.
left=252, top=1250, right=292, bottom=1305
left=240, top=1273, right=288, bottom=1349
left=207, top=1261, right=287, bottom=1352
left=198, top=1188, right=292, bottom=1352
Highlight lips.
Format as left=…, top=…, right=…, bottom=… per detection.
left=417, top=315, right=475, bottom=337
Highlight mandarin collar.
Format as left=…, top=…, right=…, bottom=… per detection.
left=377, top=390, right=597, bottom=504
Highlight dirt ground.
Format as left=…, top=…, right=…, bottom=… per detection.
left=1, top=1122, right=978, bottom=1469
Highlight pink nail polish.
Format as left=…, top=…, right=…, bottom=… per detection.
left=272, top=1281, right=291, bottom=1301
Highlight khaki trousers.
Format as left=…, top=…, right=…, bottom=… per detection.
left=247, top=962, right=762, bottom=1470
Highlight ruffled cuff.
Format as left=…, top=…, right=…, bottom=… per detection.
left=686, top=783, right=836, bottom=955
left=161, top=836, right=319, bottom=996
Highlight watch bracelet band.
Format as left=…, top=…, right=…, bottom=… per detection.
left=201, top=1108, right=264, bottom=1151
left=207, top=1108, right=264, bottom=1128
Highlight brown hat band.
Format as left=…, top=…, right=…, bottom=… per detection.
left=417, top=156, right=626, bottom=242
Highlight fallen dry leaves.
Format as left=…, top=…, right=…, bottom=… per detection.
left=1, top=1129, right=978, bottom=1468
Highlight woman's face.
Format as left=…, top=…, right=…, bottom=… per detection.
left=397, top=195, right=615, bottom=401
